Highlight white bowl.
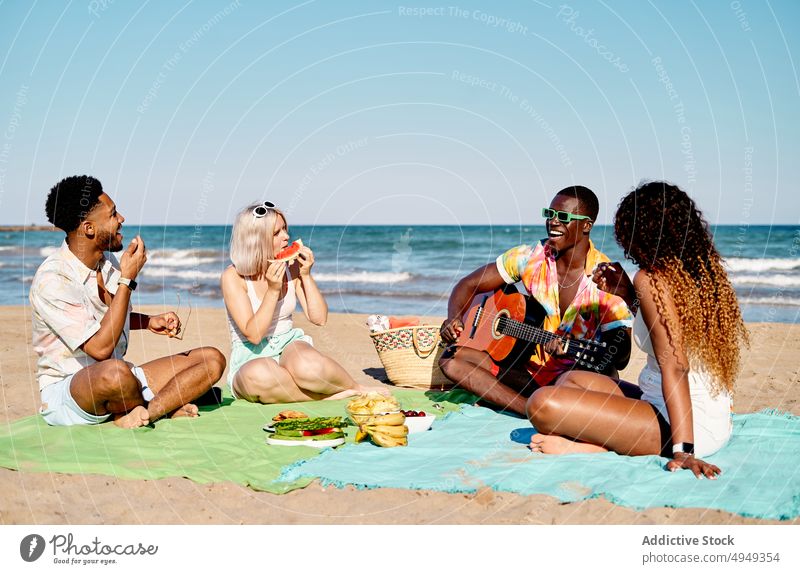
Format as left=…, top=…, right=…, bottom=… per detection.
left=404, top=414, right=436, bottom=434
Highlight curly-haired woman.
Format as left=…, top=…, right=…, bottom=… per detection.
left=526, top=181, right=749, bottom=478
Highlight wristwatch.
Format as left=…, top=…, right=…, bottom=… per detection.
left=672, top=442, right=695, bottom=455
left=118, top=277, right=138, bottom=291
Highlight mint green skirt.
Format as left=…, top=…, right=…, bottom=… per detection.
left=227, top=328, right=313, bottom=392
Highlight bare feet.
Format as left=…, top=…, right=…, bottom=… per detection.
left=170, top=403, right=199, bottom=418
left=322, top=385, right=391, bottom=401
left=323, top=388, right=362, bottom=401
left=113, top=406, right=150, bottom=429
left=528, top=433, right=608, bottom=455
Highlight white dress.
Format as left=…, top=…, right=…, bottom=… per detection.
left=633, top=313, right=733, bottom=457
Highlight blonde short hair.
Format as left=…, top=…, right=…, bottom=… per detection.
left=229, top=202, right=286, bottom=277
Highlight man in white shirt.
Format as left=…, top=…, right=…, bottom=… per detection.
left=30, top=175, right=226, bottom=428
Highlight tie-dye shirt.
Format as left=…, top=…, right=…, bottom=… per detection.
left=29, top=241, right=131, bottom=390
left=496, top=239, right=633, bottom=385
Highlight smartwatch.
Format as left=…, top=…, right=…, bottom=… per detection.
left=672, top=442, right=695, bottom=455
left=118, top=277, right=138, bottom=291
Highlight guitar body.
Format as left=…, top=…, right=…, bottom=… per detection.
left=456, top=284, right=610, bottom=373
left=457, top=284, right=548, bottom=370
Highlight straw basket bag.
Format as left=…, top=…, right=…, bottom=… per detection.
left=370, top=325, right=453, bottom=391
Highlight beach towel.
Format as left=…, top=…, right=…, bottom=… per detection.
left=279, top=405, right=800, bottom=520
left=0, top=389, right=472, bottom=495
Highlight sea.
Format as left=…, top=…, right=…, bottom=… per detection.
left=2, top=225, right=799, bottom=323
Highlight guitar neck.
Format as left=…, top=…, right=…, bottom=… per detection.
left=496, top=315, right=561, bottom=346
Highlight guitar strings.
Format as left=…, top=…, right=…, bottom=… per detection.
left=473, top=308, right=601, bottom=354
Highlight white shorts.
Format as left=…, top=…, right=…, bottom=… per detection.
left=39, top=365, right=151, bottom=426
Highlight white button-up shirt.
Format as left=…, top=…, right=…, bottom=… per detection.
left=29, top=241, right=131, bottom=390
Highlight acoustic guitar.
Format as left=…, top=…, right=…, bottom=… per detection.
left=456, top=284, right=610, bottom=373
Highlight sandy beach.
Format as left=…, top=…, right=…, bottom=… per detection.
left=1, top=305, right=798, bottom=525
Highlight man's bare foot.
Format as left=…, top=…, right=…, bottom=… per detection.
left=113, top=406, right=150, bottom=429
left=170, top=403, right=199, bottom=418
left=528, top=433, right=608, bottom=455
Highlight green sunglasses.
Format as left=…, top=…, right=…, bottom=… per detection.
left=541, top=207, right=593, bottom=223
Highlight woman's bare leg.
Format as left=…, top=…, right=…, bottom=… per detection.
left=232, top=358, right=324, bottom=404
left=527, top=370, right=664, bottom=456
left=279, top=342, right=375, bottom=398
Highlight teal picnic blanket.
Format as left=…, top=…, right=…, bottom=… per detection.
left=0, top=389, right=472, bottom=494
left=280, top=405, right=800, bottom=520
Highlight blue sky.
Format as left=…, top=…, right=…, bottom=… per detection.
left=0, top=0, right=798, bottom=225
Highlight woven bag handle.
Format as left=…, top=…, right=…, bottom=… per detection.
left=412, top=327, right=440, bottom=359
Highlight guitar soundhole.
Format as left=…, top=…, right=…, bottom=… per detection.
left=492, top=309, right=510, bottom=340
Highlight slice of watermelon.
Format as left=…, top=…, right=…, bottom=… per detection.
left=270, top=238, right=303, bottom=263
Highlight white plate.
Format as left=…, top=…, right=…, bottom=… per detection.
left=262, top=423, right=276, bottom=432
left=265, top=435, right=345, bottom=448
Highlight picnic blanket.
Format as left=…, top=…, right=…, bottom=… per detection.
left=279, top=405, right=800, bottom=520
left=3, top=387, right=798, bottom=519
left=0, top=389, right=471, bottom=494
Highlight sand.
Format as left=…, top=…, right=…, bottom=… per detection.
left=1, top=305, right=798, bottom=525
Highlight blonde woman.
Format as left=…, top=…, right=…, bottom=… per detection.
left=221, top=201, right=368, bottom=403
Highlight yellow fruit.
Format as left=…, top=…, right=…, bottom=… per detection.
left=370, top=412, right=405, bottom=426
left=365, top=424, right=408, bottom=438
left=369, top=431, right=407, bottom=448
left=355, top=428, right=368, bottom=443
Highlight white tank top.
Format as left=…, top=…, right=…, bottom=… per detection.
left=227, top=269, right=296, bottom=346
left=632, top=312, right=731, bottom=426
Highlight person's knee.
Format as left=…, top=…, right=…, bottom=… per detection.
left=526, top=387, right=560, bottom=433
left=99, top=360, right=136, bottom=386
left=91, top=360, right=140, bottom=401
left=287, top=352, right=326, bottom=383
left=439, top=355, right=466, bottom=382
left=192, top=347, right=226, bottom=381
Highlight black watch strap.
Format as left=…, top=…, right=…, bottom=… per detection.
left=672, top=442, right=695, bottom=455
left=118, top=277, right=137, bottom=291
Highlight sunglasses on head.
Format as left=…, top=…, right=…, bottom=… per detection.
left=541, top=207, right=592, bottom=223
left=252, top=201, right=276, bottom=218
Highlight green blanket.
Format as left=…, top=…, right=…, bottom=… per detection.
left=0, top=389, right=473, bottom=493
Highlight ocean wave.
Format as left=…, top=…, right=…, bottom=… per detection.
left=320, top=288, right=448, bottom=299
left=313, top=271, right=412, bottom=283
left=148, top=248, right=224, bottom=264
left=39, top=246, right=59, bottom=257
left=732, top=274, right=800, bottom=288
left=739, top=296, right=800, bottom=307
left=148, top=254, right=219, bottom=268
left=140, top=267, right=221, bottom=281
left=725, top=257, right=800, bottom=272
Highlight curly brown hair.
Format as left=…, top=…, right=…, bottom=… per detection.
left=614, top=181, right=748, bottom=393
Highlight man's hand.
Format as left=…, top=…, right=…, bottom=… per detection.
left=120, top=235, right=147, bottom=280
left=543, top=335, right=571, bottom=357
left=592, top=262, right=635, bottom=305
left=440, top=317, right=464, bottom=344
left=147, top=312, right=181, bottom=337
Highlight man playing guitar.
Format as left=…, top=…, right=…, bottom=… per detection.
left=439, top=186, right=633, bottom=416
